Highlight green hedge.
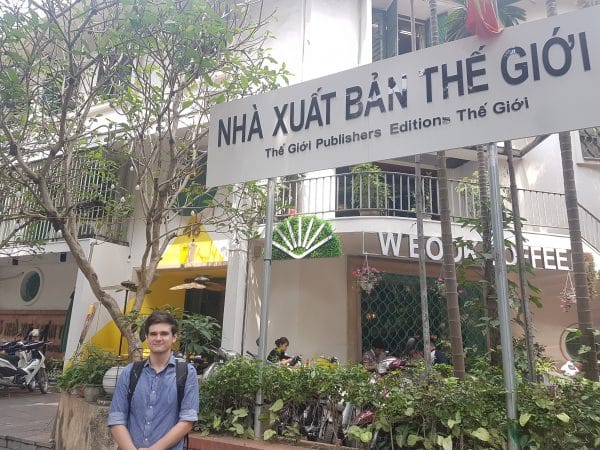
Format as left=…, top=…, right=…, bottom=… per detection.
left=198, top=359, right=600, bottom=449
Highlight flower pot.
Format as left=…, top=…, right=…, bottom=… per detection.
left=83, top=385, right=103, bottom=403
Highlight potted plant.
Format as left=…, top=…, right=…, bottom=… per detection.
left=350, top=163, right=390, bottom=214
left=58, top=344, right=116, bottom=402
left=179, top=313, right=221, bottom=366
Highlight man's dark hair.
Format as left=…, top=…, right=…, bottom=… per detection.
left=144, top=311, right=179, bottom=335
left=372, top=338, right=385, bottom=350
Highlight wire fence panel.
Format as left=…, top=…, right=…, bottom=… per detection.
left=359, top=273, right=486, bottom=358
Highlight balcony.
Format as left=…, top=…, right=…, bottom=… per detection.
left=277, top=171, right=600, bottom=254
left=0, top=157, right=130, bottom=248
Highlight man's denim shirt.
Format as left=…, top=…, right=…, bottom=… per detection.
left=108, top=354, right=199, bottom=450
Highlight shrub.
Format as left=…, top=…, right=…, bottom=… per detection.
left=198, top=358, right=600, bottom=448
left=57, top=344, right=116, bottom=390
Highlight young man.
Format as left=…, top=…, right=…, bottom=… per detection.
left=108, top=311, right=199, bottom=450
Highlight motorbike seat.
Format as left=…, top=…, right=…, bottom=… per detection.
left=1, top=353, right=19, bottom=367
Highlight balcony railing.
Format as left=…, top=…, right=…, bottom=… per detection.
left=277, top=171, right=600, bottom=254
left=0, top=156, right=130, bottom=247
left=0, top=215, right=129, bottom=246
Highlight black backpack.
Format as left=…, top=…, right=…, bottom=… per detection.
left=127, top=359, right=189, bottom=412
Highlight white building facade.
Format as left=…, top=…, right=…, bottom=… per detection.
left=1, top=0, right=599, bottom=366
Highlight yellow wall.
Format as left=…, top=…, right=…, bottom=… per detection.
left=89, top=219, right=226, bottom=357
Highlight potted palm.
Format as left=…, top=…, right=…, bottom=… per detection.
left=350, top=163, right=390, bottom=215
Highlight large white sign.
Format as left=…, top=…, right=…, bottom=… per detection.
left=375, top=232, right=570, bottom=271
left=207, top=7, right=600, bottom=187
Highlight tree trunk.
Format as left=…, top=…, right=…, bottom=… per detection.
left=558, top=132, right=599, bottom=380
left=477, top=147, right=501, bottom=365
left=438, top=151, right=466, bottom=379
left=429, top=0, right=465, bottom=378
left=546, top=0, right=598, bottom=382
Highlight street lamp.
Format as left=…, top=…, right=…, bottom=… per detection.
left=118, top=280, right=138, bottom=356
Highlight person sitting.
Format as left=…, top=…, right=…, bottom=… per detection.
left=430, top=339, right=450, bottom=365
left=267, top=337, right=297, bottom=366
left=362, top=338, right=386, bottom=372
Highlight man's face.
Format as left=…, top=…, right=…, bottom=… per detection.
left=147, top=323, right=177, bottom=355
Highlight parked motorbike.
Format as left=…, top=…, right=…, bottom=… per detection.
left=201, top=347, right=240, bottom=381
left=173, top=351, right=209, bottom=376
left=340, top=341, right=417, bottom=448
left=0, top=340, right=49, bottom=393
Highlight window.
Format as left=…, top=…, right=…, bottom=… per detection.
left=580, top=127, right=600, bottom=160
left=372, top=2, right=426, bottom=61
left=396, top=17, right=426, bottom=55
left=20, top=270, right=42, bottom=303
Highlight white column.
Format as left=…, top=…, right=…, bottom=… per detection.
left=221, top=239, right=248, bottom=353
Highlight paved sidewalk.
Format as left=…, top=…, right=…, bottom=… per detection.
left=0, top=389, right=58, bottom=449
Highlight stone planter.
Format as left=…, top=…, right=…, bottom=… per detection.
left=55, top=392, right=115, bottom=450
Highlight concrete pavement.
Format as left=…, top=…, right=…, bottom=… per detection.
left=0, top=389, right=57, bottom=449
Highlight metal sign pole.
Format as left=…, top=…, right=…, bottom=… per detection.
left=411, top=0, right=431, bottom=372
left=254, top=177, right=276, bottom=438
left=488, top=143, right=518, bottom=450
left=415, top=157, right=432, bottom=372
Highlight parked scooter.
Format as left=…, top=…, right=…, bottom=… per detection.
left=340, top=340, right=418, bottom=448
left=201, top=347, right=240, bottom=381
left=0, top=339, right=49, bottom=393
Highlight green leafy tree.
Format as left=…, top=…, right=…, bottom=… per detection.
left=0, top=0, right=287, bottom=360
left=178, top=312, right=221, bottom=358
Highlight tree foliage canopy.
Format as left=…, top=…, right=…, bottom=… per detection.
left=0, top=0, right=288, bottom=359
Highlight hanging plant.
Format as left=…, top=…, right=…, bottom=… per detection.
left=433, top=274, right=446, bottom=296
left=352, top=258, right=380, bottom=295
left=559, top=272, right=576, bottom=313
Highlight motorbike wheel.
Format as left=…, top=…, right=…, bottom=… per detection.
left=36, top=368, right=49, bottom=394
left=27, top=378, right=37, bottom=392
left=322, top=422, right=336, bottom=444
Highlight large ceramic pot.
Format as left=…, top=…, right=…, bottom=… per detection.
left=102, top=365, right=126, bottom=397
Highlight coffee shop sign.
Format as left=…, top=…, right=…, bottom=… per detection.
left=207, top=8, right=600, bottom=187
left=377, top=232, right=570, bottom=271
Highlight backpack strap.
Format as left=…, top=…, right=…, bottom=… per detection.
left=127, top=360, right=146, bottom=411
left=127, top=359, right=188, bottom=414
left=175, top=360, right=188, bottom=413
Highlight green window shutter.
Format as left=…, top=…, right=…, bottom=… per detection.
left=384, top=0, right=398, bottom=59
left=437, top=12, right=448, bottom=44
